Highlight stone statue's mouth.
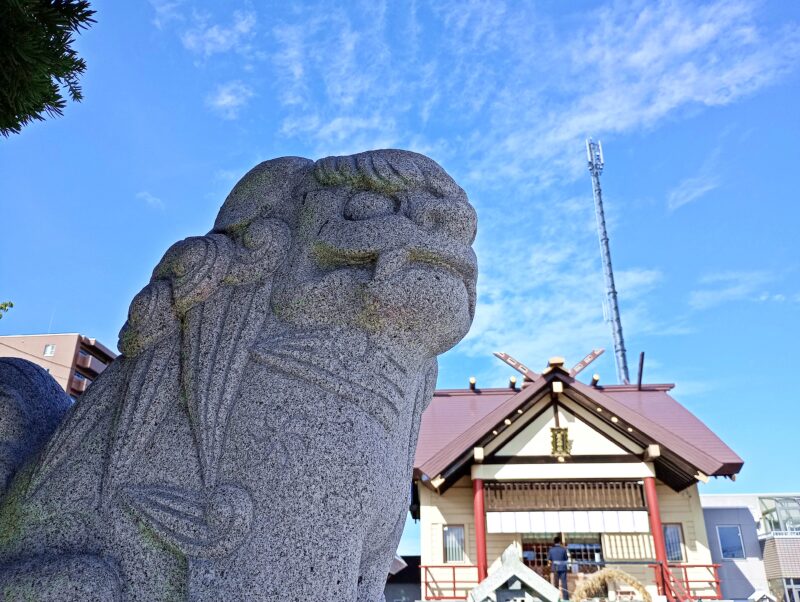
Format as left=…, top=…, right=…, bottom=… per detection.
left=309, top=213, right=479, bottom=318
left=314, top=244, right=475, bottom=282
left=310, top=241, right=477, bottom=317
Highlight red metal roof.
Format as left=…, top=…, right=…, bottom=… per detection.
left=416, top=386, right=528, bottom=481
left=415, top=376, right=743, bottom=488
left=588, top=384, right=743, bottom=474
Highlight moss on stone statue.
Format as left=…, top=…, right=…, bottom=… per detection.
left=355, top=287, right=387, bottom=333
left=0, top=468, right=33, bottom=546
left=132, top=517, right=189, bottom=600
left=153, top=256, right=186, bottom=280
left=408, top=248, right=452, bottom=270
left=2, top=582, right=37, bottom=601
left=310, top=241, right=377, bottom=269
left=314, top=171, right=405, bottom=195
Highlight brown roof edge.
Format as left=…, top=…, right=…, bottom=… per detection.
left=598, top=383, right=675, bottom=392
left=713, top=461, right=745, bottom=477
left=417, top=375, right=552, bottom=483
left=433, top=387, right=519, bottom=396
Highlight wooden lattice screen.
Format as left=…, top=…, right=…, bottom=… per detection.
left=484, top=481, right=646, bottom=511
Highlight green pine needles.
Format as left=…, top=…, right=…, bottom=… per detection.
left=0, top=0, right=96, bottom=136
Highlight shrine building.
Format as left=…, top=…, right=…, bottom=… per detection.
left=413, top=355, right=743, bottom=602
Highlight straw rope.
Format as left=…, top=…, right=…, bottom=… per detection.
left=572, top=567, right=652, bottom=602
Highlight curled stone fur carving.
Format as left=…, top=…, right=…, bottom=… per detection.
left=121, top=483, right=254, bottom=559
left=0, top=149, right=478, bottom=600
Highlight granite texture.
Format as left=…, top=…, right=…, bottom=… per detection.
left=0, top=150, right=478, bottom=601
left=0, top=359, right=71, bottom=490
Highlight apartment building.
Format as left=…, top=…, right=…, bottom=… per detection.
left=0, top=333, right=116, bottom=400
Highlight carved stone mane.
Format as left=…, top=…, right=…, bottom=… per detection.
left=0, top=149, right=477, bottom=601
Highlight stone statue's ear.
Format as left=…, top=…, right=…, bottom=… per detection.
left=152, top=234, right=234, bottom=315
left=118, top=279, right=178, bottom=357
left=213, top=157, right=313, bottom=234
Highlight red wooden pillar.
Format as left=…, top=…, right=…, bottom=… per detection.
left=644, top=476, right=669, bottom=595
left=473, top=478, right=488, bottom=581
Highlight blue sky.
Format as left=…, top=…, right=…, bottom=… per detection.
left=1, top=1, right=799, bottom=556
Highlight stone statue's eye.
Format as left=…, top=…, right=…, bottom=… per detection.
left=343, top=192, right=400, bottom=221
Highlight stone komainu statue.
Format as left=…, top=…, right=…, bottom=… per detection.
left=0, top=150, right=477, bottom=601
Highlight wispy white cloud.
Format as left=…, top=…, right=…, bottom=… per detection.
left=457, top=191, right=668, bottom=374
left=689, top=270, right=774, bottom=309
left=148, top=0, right=185, bottom=29
left=265, top=0, right=800, bottom=186
left=758, top=293, right=785, bottom=302
left=667, top=145, right=723, bottom=210
left=466, top=1, right=800, bottom=189
left=269, top=4, right=399, bottom=154
left=181, top=10, right=256, bottom=58
left=757, top=292, right=800, bottom=304
left=667, top=174, right=720, bottom=210
left=136, top=191, right=164, bottom=209
left=272, top=24, right=309, bottom=107
left=158, top=1, right=800, bottom=375
left=150, top=7, right=261, bottom=117
left=214, top=168, right=243, bottom=183
left=206, top=80, right=254, bottom=119
left=615, top=268, right=662, bottom=296
left=670, top=379, right=718, bottom=397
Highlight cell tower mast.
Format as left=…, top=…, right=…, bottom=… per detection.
left=586, top=139, right=630, bottom=384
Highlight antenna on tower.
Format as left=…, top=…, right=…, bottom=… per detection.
left=586, top=138, right=630, bottom=384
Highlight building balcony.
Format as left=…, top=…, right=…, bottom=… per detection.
left=76, top=352, right=107, bottom=375
left=758, top=529, right=800, bottom=540
left=70, top=378, right=89, bottom=393
left=79, top=336, right=117, bottom=363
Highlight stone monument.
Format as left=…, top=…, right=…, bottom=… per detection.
left=0, top=150, right=478, bottom=600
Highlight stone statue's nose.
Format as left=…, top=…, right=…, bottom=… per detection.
left=408, top=196, right=477, bottom=245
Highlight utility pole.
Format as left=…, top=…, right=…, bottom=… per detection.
left=586, top=139, right=630, bottom=384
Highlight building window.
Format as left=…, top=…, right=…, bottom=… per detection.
left=760, top=496, right=800, bottom=535
left=443, top=525, right=465, bottom=563
left=43, top=344, right=56, bottom=357
left=717, top=525, right=745, bottom=559
left=784, top=578, right=800, bottom=602
left=73, top=372, right=86, bottom=381
left=663, top=524, right=684, bottom=562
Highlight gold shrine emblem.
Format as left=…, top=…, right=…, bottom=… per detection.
left=551, top=427, right=572, bottom=458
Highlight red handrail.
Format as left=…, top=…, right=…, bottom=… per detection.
left=420, top=565, right=480, bottom=600
left=649, top=563, right=722, bottom=602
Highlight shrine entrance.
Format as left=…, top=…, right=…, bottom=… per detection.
left=521, top=533, right=604, bottom=577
